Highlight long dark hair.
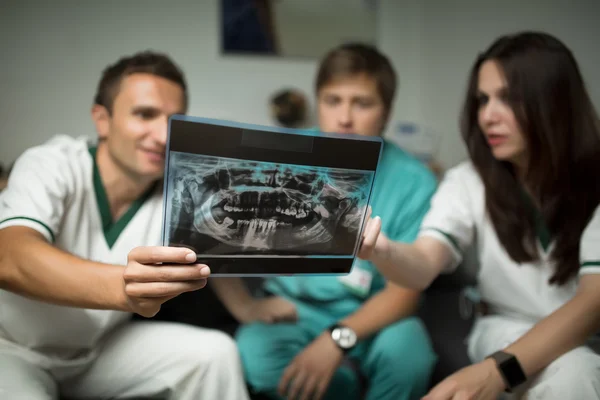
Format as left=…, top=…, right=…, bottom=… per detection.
left=461, top=31, right=600, bottom=285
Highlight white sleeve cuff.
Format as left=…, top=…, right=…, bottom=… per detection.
left=579, top=262, right=600, bottom=276
left=0, top=217, right=54, bottom=242
left=418, top=228, right=462, bottom=273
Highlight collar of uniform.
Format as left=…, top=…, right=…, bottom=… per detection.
left=88, top=146, right=158, bottom=248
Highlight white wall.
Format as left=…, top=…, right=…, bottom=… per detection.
left=1, top=0, right=599, bottom=170
left=0, top=0, right=319, bottom=165
left=273, top=0, right=377, bottom=58
left=378, top=0, right=425, bottom=130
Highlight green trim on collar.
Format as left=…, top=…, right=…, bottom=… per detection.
left=520, top=189, right=552, bottom=252
left=89, top=146, right=157, bottom=248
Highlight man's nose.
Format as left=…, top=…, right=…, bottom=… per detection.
left=338, top=104, right=353, bottom=127
left=154, top=116, right=168, bottom=146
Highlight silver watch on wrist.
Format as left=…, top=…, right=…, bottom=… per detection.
left=328, top=324, right=357, bottom=354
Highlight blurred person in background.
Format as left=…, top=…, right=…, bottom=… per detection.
left=211, top=43, right=439, bottom=400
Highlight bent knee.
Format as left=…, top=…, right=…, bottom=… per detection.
left=370, top=318, right=437, bottom=378
left=544, top=346, right=600, bottom=381
left=235, top=322, right=292, bottom=358
left=235, top=323, right=298, bottom=392
left=236, top=323, right=271, bottom=360
left=375, top=318, right=436, bottom=363
left=203, top=329, right=240, bottom=360
left=527, top=347, right=600, bottom=399
left=178, top=328, right=240, bottom=368
left=235, top=323, right=265, bottom=348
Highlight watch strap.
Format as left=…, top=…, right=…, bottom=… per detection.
left=486, top=350, right=527, bottom=392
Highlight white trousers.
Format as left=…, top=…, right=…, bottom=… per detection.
left=0, top=320, right=250, bottom=400
left=467, top=315, right=600, bottom=400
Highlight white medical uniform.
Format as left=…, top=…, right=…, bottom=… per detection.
left=419, top=162, right=600, bottom=400
left=0, top=135, right=250, bottom=400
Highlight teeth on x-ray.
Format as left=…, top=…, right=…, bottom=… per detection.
left=167, top=152, right=373, bottom=253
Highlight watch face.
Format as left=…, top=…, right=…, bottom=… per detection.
left=331, top=327, right=357, bottom=349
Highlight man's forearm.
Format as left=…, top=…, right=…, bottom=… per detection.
left=210, top=277, right=254, bottom=321
left=503, top=283, right=600, bottom=379
left=0, top=227, right=127, bottom=311
left=339, top=284, right=420, bottom=340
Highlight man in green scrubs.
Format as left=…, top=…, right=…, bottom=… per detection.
left=213, top=43, right=439, bottom=400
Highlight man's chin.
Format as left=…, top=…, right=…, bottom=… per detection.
left=332, top=129, right=356, bottom=135
left=138, top=165, right=164, bottom=182
left=327, top=129, right=375, bottom=137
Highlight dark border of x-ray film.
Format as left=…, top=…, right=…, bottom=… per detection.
left=161, top=115, right=384, bottom=276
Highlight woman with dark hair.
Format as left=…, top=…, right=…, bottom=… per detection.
left=359, top=31, right=600, bottom=399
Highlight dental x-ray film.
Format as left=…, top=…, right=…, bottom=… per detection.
left=162, top=115, right=383, bottom=276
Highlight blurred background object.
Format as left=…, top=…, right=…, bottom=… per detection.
left=0, top=162, right=10, bottom=192
left=269, top=88, right=309, bottom=128
left=220, top=0, right=378, bottom=59
left=389, top=121, right=443, bottom=179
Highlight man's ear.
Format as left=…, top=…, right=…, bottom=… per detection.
left=91, top=104, right=111, bottom=141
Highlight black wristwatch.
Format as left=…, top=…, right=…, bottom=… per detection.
left=328, top=324, right=357, bottom=354
left=486, top=350, right=527, bottom=392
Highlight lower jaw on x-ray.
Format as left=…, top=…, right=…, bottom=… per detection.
left=165, top=152, right=373, bottom=256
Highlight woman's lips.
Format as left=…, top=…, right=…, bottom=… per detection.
left=487, top=134, right=508, bottom=147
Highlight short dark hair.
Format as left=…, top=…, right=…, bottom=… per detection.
left=461, top=31, right=600, bottom=285
left=93, top=51, right=188, bottom=114
left=315, top=43, right=397, bottom=116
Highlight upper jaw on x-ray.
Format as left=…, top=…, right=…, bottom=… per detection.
left=171, top=155, right=370, bottom=252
